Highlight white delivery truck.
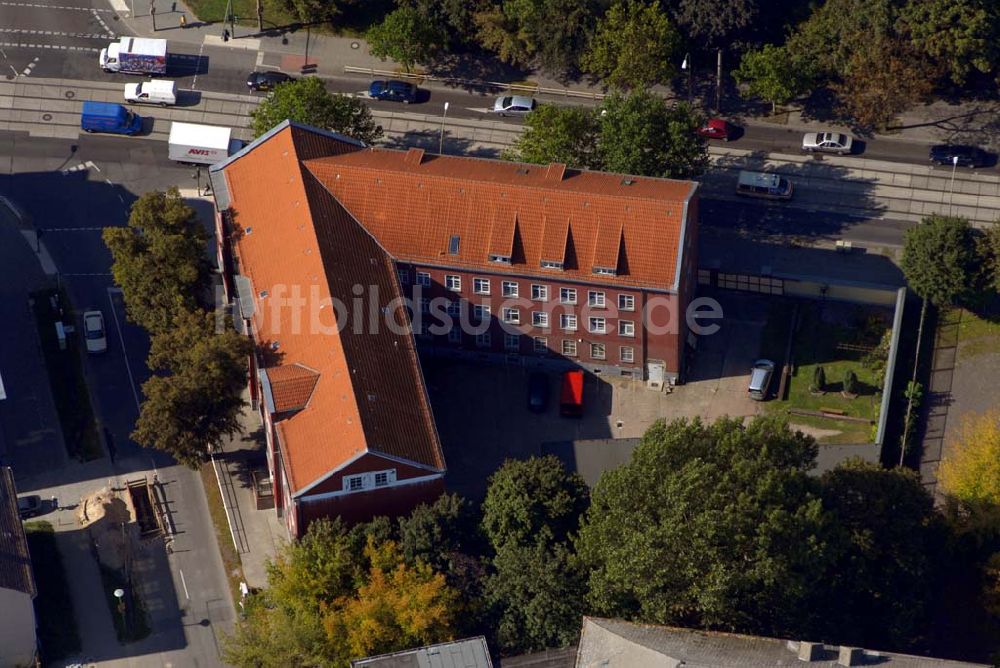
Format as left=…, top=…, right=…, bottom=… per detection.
left=124, top=79, right=177, bottom=106
left=100, top=37, right=168, bottom=75
left=168, top=122, right=243, bottom=165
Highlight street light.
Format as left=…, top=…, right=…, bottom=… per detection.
left=681, top=53, right=693, bottom=105
left=438, top=102, right=449, bottom=155
left=948, top=154, right=959, bottom=216
left=114, top=588, right=126, bottom=626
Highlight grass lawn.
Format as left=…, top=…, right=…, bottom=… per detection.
left=97, top=563, right=151, bottom=643
left=24, top=521, right=82, bottom=662
left=200, top=461, right=246, bottom=604
left=766, top=302, right=886, bottom=444
left=951, top=306, right=1000, bottom=358
left=182, top=0, right=391, bottom=35
left=30, top=288, right=103, bottom=461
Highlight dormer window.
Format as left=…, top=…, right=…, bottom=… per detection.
left=593, top=266, right=617, bottom=276
left=489, top=253, right=511, bottom=264
left=541, top=260, right=564, bottom=270
left=448, top=235, right=461, bottom=255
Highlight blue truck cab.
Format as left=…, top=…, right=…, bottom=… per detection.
left=80, top=101, right=143, bottom=135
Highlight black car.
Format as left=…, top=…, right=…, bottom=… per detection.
left=527, top=372, right=549, bottom=413
left=929, top=144, right=990, bottom=168
left=246, top=71, right=295, bottom=92
left=17, top=495, right=43, bottom=520
left=368, top=80, right=418, bottom=104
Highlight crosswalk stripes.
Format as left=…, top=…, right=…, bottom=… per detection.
left=61, top=160, right=98, bottom=175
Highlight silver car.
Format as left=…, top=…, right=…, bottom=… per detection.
left=492, top=95, right=537, bottom=117
left=83, top=310, right=107, bottom=354
left=802, top=131, right=853, bottom=155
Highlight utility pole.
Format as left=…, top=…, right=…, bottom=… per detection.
left=149, top=1, right=156, bottom=30
left=715, top=48, right=723, bottom=112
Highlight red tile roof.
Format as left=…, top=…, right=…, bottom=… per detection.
left=304, top=150, right=697, bottom=290
left=264, top=364, right=320, bottom=413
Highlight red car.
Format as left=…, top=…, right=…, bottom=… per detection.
left=697, top=118, right=732, bottom=141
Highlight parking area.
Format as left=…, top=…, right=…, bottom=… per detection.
left=423, top=293, right=771, bottom=498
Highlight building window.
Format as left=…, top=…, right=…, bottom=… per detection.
left=502, top=280, right=519, bottom=297
left=562, top=339, right=577, bottom=357
left=347, top=475, right=364, bottom=491
left=620, top=346, right=634, bottom=363
left=397, top=269, right=410, bottom=284
left=619, top=294, right=635, bottom=311
left=476, top=332, right=491, bottom=348
left=502, top=307, right=520, bottom=324
left=591, top=343, right=606, bottom=360
left=560, top=287, right=577, bottom=304
left=588, top=290, right=606, bottom=307
left=589, top=317, right=606, bottom=334
left=448, top=327, right=461, bottom=343
left=531, top=284, right=549, bottom=301
left=416, top=271, right=431, bottom=287
left=561, top=313, right=578, bottom=331
left=619, top=320, right=635, bottom=337
left=532, top=311, right=549, bottom=327
left=473, top=278, right=490, bottom=294
left=505, top=334, right=520, bottom=351
left=446, top=300, right=461, bottom=317
left=343, top=469, right=397, bottom=492
left=489, top=253, right=512, bottom=264
left=420, top=298, right=429, bottom=314
left=474, top=304, right=491, bottom=320
left=445, top=275, right=461, bottom=291
left=533, top=336, right=548, bottom=353
left=374, top=472, right=389, bottom=487
left=541, top=260, right=564, bottom=270
left=593, top=266, right=616, bottom=276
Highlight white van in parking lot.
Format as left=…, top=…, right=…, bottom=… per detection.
left=124, top=79, right=177, bottom=106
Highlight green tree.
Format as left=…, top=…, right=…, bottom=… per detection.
left=843, top=369, right=858, bottom=396
left=901, top=214, right=983, bottom=306
left=265, top=0, right=340, bottom=24
left=474, top=0, right=598, bottom=71
left=576, top=416, right=835, bottom=637
left=786, top=0, right=897, bottom=80
left=132, top=311, right=251, bottom=467
left=399, top=0, right=484, bottom=48
left=817, top=460, right=943, bottom=647
left=103, top=188, right=210, bottom=335
left=598, top=92, right=708, bottom=179
left=250, top=77, right=383, bottom=143
left=978, top=220, right=1000, bottom=293
left=582, top=1, right=680, bottom=90
left=366, top=6, right=446, bottom=72
left=733, top=44, right=813, bottom=113
left=502, top=104, right=599, bottom=169
left=672, top=0, right=758, bottom=46
left=482, top=456, right=589, bottom=548
left=811, top=365, right=826, bottom=393
left=898, top=0, right=999, bottom=86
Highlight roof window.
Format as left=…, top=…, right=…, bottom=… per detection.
left=448, top=235, right=461, bottom=255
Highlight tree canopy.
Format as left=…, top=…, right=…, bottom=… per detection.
left=250, top=77, right=383, bottom=143
left=901, top=215, right=984, bottom=306
left=581, top=1, right=680, bottom=90
left=366, top=6, right=445, bottom=72
left=474, top=0, right=598, bottom=71
left=734, top=44, right=813, bottom=113
left=939, top=410, right=1000, bottom=529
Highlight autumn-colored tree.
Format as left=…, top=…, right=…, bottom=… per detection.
left=939, top=411, right=1000, bottom=529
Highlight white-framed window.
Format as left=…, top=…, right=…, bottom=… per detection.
left=397, top=269, right=410, bottom=284
left=445, top=275, right=461, bottom=291
left=448, top=327, right=461, bottom=343
left=619, top=294, right=635, bottom=311
left=532, top=311, right=549, bottom=327
left=620, top=346, right=634, bottom=363
left=420, top=298, right=429, bottom=314
left=489, top=253, right=512, bottom=264
left=560, top=287, right=577, bottom=304
left=416, top=271, right=431, bottom=287
left=531, top=284, right=549, bottom=301
left=589, top=317, right=606, bottom=334
left=588, top=290, right=606, bottom=307
left=619, top=320, right=635, bottom=337
left=502, top=280, right=519, bottom=297
left=474, top=304, right=491, bottom=320
left=446, top=300, right=461, bottom=317
left=502, top=307, right=520, bottom=324
left=541, top=260, right=564, bottom=270
left=591, top=343, right=606, bottom=360
left=476, top=332, right=491, bottom=347
left=343, top=469, right=397, bottom=492
left=561, top=313, right=578, bottom=331
left=562, top=339, right=577, bottom=357
left=505, top=334, right=520, bottom=351
left=533, top=336, right=548, bottom=353
left=473, top=278, right=490, bottom=294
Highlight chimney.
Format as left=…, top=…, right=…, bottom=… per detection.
left=838, top=646, right=863, bottom=666
left=404, top=147, right=425, bottom=165
left=546, top=162, right=567, bottom=182
left=798, top=641, right=822, bottom=662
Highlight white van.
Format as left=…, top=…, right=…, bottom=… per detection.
left=124, top=79, right=177, bottom=107
left=736, top=170, right=793, bottom=200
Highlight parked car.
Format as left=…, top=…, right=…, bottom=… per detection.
left=368, top=79, right=418, bottom=103
left=246, top=71, right=294, bottom=92
left=527, top=372, right=549, bottom=413
left=559, top=370, right=584, bottom=417
left=696, top=118, right=733, bottom=141
left=492, top=95, right=537, bottom=117
left=748, top=359, right=775, bottom=401
left=801, top=131, right=853, bottom=155
left=929, top=144, right=990, bottom=168
left=17, top=495, right=42, bottom=520
left=83, top=310, right=107, bottom=354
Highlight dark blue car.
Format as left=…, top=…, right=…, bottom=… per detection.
left=368, top=80, right=418, bottom=104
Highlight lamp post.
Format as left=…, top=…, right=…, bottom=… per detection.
left=681, top=53, right=692, bottom=105
left=438, top=101, right=449, bottom=155
left=948, top=154, right=959, bottom=216
left=114, top=588, right=126, bottom=632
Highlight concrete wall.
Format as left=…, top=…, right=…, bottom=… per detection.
left=0, top=588, right=36, bottom=668
left=782, top=279, right=899, bottom=306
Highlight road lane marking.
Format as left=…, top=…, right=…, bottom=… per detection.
left=0, top=41, right=99, bottom=52
left=179, top=569, right=190, bottom=600
left=106, top=288, right=142, bottom=412
left=0, top=1, right=116, bottom=10
left=0, top=28, right=115, bottom=39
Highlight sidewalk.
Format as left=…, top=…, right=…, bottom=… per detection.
left=113, top=0, right=1000, bottom=151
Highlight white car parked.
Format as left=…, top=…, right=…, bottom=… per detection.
left=83, top=310, right=107, bottom=354
left=801, top=131, right=853, bottom=155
